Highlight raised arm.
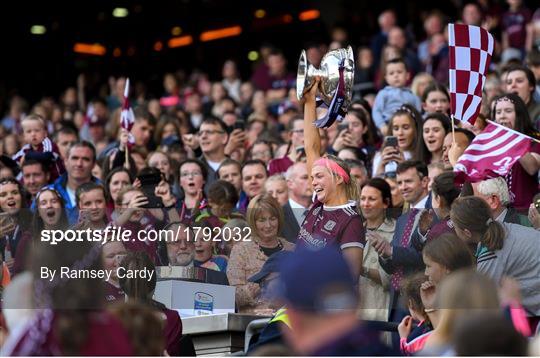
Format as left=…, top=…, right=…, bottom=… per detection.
left=303, top=77, right=322, bottom=175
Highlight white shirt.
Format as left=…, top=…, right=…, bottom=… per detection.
left=411, top=194, right=429, bottom=209
left=190, top=113, right=203, bottom=129
left=289, top=198, right=307, bottom=226
left=66, top=187, right=76, bottom=207
left=495, top=208, right=508, bottom=223
left=206, top=159, right=223, bottom=172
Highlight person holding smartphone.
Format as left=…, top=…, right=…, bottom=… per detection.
left=331, top=109, right=378, bottom=163
left=372, top=104, right=422, bottom=177
left=268, top=117, right=305, bottom=175
left=113, top=185, right=162, bottom=264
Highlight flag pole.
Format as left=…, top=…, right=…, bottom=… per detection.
left=122, top=78, right=131, bottom=170
left=124, top=145, right=130, bottom=170
left=451, top=115, right=456, bottom=143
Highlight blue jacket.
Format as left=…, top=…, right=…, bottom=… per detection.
left=372, top=86, right=421, bottom=128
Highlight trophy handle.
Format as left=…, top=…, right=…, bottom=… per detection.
left=296, top=50, right=309, bottom=100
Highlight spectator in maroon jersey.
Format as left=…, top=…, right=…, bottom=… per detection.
left=4, top=239, right=133, bottom=355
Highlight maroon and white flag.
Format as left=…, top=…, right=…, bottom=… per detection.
left=448, top=23, right=494, bottom=125
left=120, top=78, right=135, bottom=148
left=454, top=121, right=532, bottom=183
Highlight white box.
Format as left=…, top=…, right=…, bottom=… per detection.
left=154, top=279, right=236, bottom=318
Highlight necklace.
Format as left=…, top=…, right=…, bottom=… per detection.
left=257, top=239, right=283, bottom=255
left=366, top=217, right=385, bottom=231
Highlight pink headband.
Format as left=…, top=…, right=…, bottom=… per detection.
left=314, top=158, right=350, bottom=184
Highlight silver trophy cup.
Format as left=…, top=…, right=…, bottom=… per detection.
left=296, top=45, right=355, bottom=111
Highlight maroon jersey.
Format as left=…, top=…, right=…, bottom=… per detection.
left=268, top=156, right=293, bottom=176
left=104, top=281, right=125, bottom=303
left=13, top=138, right=65, bottom=181
left=162, top=308, right=183, bottom=356
left=296, top=199, right=365, bottom=250
left=5, top=310, right=133, bottom=356
left=506, top=142, right=540, bottom=210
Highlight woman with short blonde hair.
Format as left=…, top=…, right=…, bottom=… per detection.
left=227, top=193, right=293, bottom=314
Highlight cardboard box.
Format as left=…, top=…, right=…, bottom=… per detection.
left=154, top=279, right=236, bottom=317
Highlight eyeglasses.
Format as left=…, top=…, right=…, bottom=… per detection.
left=290, top=129, right=304, bottom=134
left=180, top=171, right=203, bottom=178
left=197, top=130, right=225, bottom=137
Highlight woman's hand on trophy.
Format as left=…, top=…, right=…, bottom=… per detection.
left=302, top=76, right=320, bottom=105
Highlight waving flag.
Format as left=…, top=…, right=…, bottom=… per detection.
left=454, top=122, right=532, bottom=183
left=448, top=24, right=494, bottom=124
left=120, top=78, right=135, bottom=148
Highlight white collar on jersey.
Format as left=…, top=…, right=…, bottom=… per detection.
left=323, top=200, right=357, bottom=211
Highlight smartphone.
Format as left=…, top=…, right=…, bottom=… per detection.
left=137, top=172, right=161, bottom=186
left=296, top=146, right=305, bottom=156
left=234, top=119, right=245, bottom=131
left=136, top=173, right=164, bottom=208
left=143, top=195, right=164, bottom=209
left=337, top=122, right=349, bottom=132
left=384, top=136, right=398, bottom=148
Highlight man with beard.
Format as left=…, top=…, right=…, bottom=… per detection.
left=161, top=222, right=228, bottom=285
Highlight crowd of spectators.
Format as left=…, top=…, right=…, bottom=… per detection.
left=0, top=0, right=539, bottom=355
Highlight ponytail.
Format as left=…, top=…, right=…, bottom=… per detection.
left=450, top=197, right=506, bottom=251
left=482, top=219, right=506, bottom=251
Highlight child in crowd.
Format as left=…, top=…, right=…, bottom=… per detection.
left=12, top=114, right=64, bottom=180
left=193, top=221, right=228, bottom=272
left=195, top=180, right=242, bottom=227
left=398, top=273, right=433, bottom=355
left=372, top=58, right=422, bottom=134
